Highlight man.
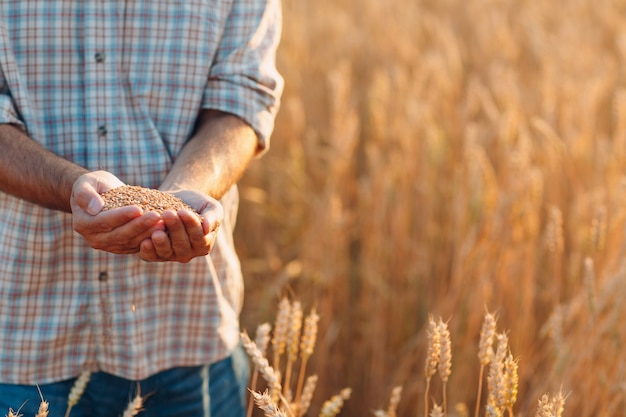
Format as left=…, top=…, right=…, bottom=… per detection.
left=0, top=1, right=283, bottom=416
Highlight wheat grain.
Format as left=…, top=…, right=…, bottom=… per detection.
left=101, top=185, right=198, bottom=216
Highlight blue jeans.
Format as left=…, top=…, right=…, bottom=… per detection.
left=0, top=349, right=249, bottom=417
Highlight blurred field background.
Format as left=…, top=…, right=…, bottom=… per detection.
left=236, top=0, right=626, bottom=415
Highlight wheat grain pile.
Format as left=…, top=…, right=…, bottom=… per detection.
left=101, top=185, right=196, bottom=214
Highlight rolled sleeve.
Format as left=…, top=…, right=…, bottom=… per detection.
left=202, top=0, right=284, bottom=153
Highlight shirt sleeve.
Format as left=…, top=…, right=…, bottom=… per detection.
left=202, top=0, right=284, bottom=153
left=0, top=71, right=24, bottom=127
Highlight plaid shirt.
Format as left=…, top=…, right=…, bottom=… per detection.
left=0, top=0, right=282, bottom=384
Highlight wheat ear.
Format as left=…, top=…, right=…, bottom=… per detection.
left=423, top=315, right=440, bottom=417
left=272, top=297, right=291, bottom=370
left=429, top=403, right=444, bottom=417
left=64, top=371, right=91, bottom=417
left=386, top=386, right=403, bottom=417
left=241, top=331, right=283, bottom=402
left=248, top=323, right=273, bottom=417
left=283, top=301, right=303, bottom=397
left=437, top=319, right=452, bottom=416
left=475, top=311, right=497, bottom=417
left=502, top=352, right=518, bottom=417
left=295, top=307, right=319, bottom=408
left=252, top=390, right=288, bottom=417
left=35, top=385, right=49, bottom=417
left=318, top=388, right=351, bottom=417
left=122, top=385, right=144, bottom=417
left=297, top=375, right=318, bottom=417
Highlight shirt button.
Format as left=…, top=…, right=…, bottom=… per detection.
left=94, top=52, right=105, bottom=63
left=97, top=125, right=108, bottom=136
left=98, top=272, right=108, bottom=281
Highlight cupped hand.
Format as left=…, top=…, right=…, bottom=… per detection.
left=70, top=171, right=165, bottom=254
left=138, top=189, right=224, bottom=263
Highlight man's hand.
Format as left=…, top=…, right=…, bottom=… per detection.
left=138, top=189, right=224, bottom=263
left=70, top=171, right=165, bottom=254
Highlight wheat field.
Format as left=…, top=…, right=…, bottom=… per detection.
left=237, top=0, right=626, bottom=416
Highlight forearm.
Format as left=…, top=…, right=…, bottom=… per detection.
left=0, top=124, right=88, bottom=212
left=160, top=110, right=258, bottom=199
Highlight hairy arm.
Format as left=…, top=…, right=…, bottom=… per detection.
left=160, top=109, right=258, bottom=199
left=0, top=123, right=164, bottom=254
left=0, top=124, right=88, bottom=212
left=139, top=109, right=258, bottom=263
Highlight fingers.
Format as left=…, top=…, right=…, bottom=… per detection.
left=139, top=209, right=219, bottom=263
left=75, top=208, right=164, bottom=253
left=71, top=171, right=125, bottom=215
